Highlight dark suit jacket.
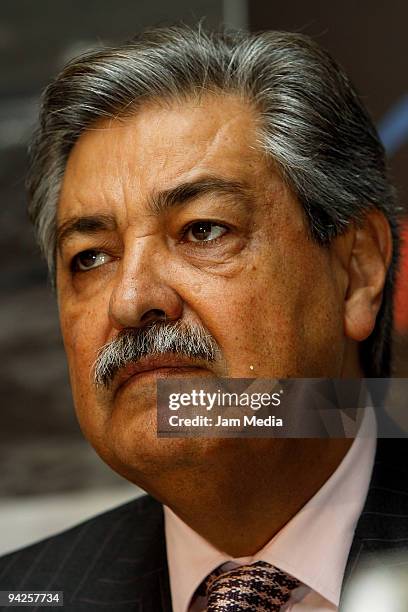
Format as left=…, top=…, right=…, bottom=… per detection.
left=1, top=439, right=407, bottom=612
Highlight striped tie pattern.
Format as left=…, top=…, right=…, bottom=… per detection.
left=205, top=561, right=300, bottom=611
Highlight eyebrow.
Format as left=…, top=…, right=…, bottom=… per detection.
left=149, top=176, right=251, bottom=215
left=57, top=214, right=118, bottom=256
left=56, top=176, right=251, bottom=254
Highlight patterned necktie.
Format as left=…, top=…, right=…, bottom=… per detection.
left=204, top=561, right=300, bottom=611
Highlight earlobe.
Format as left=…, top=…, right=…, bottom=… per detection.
left=343, top=210, right=392, bottom=342
left=344, top=287, right=377, bottom=341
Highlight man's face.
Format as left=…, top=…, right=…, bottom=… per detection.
left=56, top=94, right=348, bottom=491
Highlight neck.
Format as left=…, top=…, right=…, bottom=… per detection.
left=154, top=438, right=352, bottom=557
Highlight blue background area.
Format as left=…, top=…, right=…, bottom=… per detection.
left=379, top=95, right=408, bottom=156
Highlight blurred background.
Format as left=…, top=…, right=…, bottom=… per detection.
left=0, top=0, right=407, bottom=555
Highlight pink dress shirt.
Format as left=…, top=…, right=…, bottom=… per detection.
left=164, top=406, right=376, bottom=612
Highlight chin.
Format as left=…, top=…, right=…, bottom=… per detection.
left=94, top=406, right=238, bottom=489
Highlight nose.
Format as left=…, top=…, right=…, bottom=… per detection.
left=108, top=235, right=183, bottom=330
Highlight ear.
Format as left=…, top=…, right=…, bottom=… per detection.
left=339, top=210, right=393, bottom=342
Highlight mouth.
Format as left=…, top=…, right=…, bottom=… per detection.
left=113, top=355, right=212, bottom=395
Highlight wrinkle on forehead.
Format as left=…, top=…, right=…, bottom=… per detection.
left=181, top=112, right=255, bottom=178
left=58, top=93, right=272, bottom=225
left=103, top=93, right=261, bottom=175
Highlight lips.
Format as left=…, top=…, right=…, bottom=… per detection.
left=113, top=354, right=209, bottom=395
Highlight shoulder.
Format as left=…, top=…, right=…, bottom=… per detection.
left=0, top=494, right=165, bottom=593
left=349, top=438, right=408, bottom=562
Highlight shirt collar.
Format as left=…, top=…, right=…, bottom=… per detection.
left=164, top=405, right=377, bottom=612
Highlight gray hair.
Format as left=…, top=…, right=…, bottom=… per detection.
left=93, top=320, right=219, bottom=388
left=27, top=24, right=401, bottom=377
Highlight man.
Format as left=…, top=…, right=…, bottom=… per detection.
left=0, top=25, right=406, bottom=612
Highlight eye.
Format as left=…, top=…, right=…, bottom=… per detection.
left=71, top=250, right=111, bottom=272
left=183, top=221, right=228, bottom=243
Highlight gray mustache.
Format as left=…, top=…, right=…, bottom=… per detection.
left=92, top=320, right=219, bottom=388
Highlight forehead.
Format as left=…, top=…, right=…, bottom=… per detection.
left=58, top=93, right=274, bottom=218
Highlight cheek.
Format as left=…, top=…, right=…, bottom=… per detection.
left=60, top=307, right=110, bottom=449
left=58, top=294, right=109, bottom=407
left=194, top=250, right=344, bottom=377
left=210, top=286, right=302, bottom=374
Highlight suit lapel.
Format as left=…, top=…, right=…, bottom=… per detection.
left=69, top=495, right=172, bottom=611
left=343, top=438, right=408, bottom=586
